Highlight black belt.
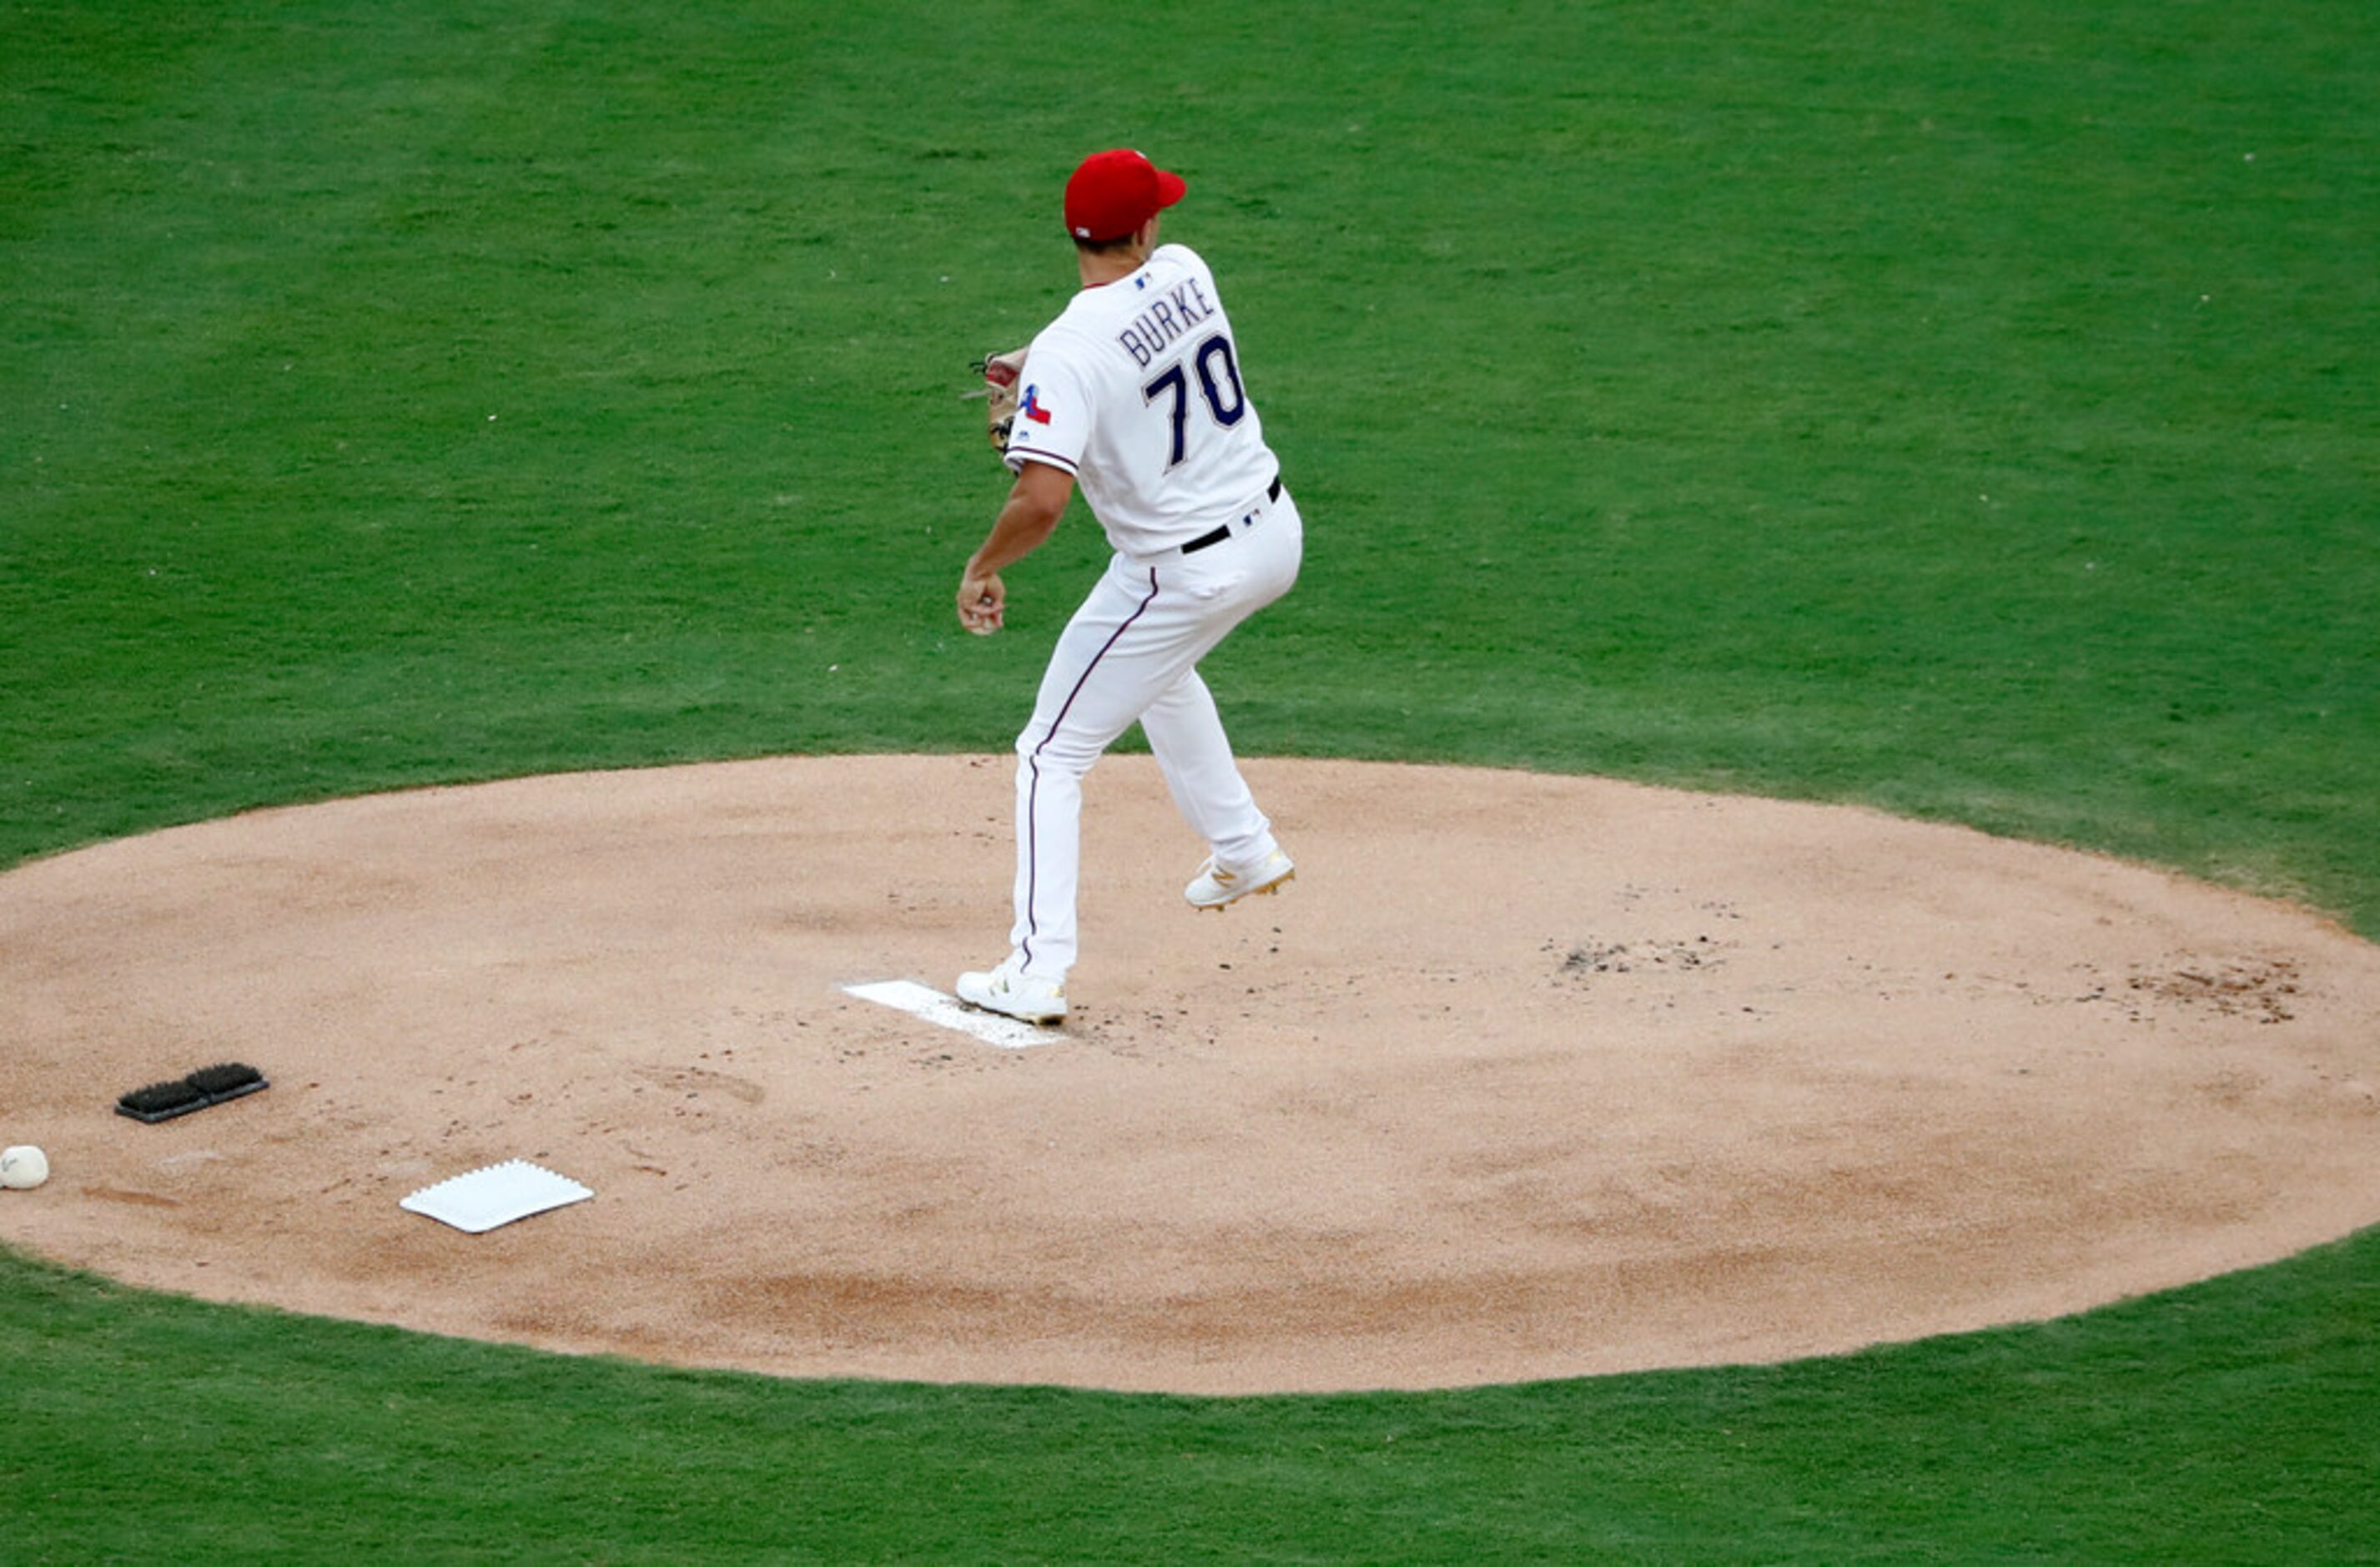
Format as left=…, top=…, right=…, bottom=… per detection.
left=1180, top=475, right=1284, bottom=555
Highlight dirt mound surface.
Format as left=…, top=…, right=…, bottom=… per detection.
left=3, top=756, right=2377, bottom=1393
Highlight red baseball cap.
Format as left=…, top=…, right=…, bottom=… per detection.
left=1064, top=149, right=1187, bottom=243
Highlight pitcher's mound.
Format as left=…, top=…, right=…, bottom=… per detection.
left=3, top=755, right=2378, bottom=1394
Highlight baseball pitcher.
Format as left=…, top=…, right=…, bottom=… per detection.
left=955, top=149, right=1302, bottom=1024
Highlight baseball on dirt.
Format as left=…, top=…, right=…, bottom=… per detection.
left=1, top=1146, right=49, bottom=1190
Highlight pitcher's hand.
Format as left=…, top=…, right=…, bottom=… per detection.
left=959, top=569, right=1005, bottom=635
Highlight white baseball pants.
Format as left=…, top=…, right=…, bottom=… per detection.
left=1007, top=487, right=1303, bottom=981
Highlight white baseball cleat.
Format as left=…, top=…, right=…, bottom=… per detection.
left=1185, top=847, right=1296, bottom=911
left=955, top=960, right=1068, bottom=1025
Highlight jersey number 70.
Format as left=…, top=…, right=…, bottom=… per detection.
left=1141, top=333, right=1247, bottom=468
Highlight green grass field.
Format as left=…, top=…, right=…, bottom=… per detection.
left=5, top=1, right=2376, bottom=1558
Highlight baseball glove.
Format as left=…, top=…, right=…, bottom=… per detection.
left=973, top=347, right=1029, bottom=458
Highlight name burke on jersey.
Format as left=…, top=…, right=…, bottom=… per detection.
left=1114, top=277, right=1220, bottom=367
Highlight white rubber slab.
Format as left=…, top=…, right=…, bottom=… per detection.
left=401, top=1159, right=594, bottom=1233
left=841, top=979, right=1063, bottom=1050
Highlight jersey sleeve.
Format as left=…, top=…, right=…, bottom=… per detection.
left=1001, top=336, right=1093, bottom=478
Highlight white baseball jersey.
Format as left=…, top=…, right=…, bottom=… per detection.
left=1004, top=243, right=1278, bottom=557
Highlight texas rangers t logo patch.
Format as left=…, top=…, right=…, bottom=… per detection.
left=1020, top=385, right=1053, bottom=425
